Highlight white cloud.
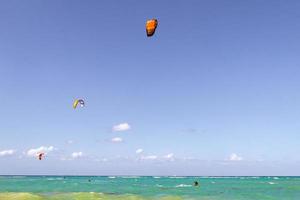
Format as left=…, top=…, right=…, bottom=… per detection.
left=138, top=153, right=174, bottom=161
left=27, top=146, right=54, bottom=157
left=0, top=149, right=15, bottom=157
left=136, top=148, right=143, bottom=154
left=141, top=155, right=157, bottom=160
left=112, top=123, right=131, bottom=132
left=71, top=152, right=83, bottom=159
left=67, top=140, right=73, bottom=144
left=182, top=156, right=197, bottom=161
left=228, top=153, right=243, bottom=161
left=111, top=137, right=123, bottom=143
left=94, top=158, right=108, bottom=162
left=164, top=153, right=174, bottom=161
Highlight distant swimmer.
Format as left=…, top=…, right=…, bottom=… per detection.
left=194, top=181, right=199, bottom=186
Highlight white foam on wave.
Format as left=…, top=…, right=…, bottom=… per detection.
left=205, top=176, right=236, bottom=179
left=121, top=176, right=140, bottom=179
left=12, top=176, right=26, bottom=179
left=169, top=176, right=185, bottom=179
left=268, top=182, right=277, bottom=185
left=175, top=184, right=192, bottom=187
left=108, top=176, right=116, bottom=179
left=153, top=176, right=161, bottom=179
left=240, top=177, right=259, bottom=179
left=47, top=177, right=64, bottom=181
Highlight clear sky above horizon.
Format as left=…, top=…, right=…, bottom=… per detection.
left=0, top=0, right=300, bottom=176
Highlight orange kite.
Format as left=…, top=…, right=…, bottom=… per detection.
left=146, top=19, right=158, bottom=37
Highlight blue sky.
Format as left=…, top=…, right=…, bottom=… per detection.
left=0, top=0, right=300, bottom=175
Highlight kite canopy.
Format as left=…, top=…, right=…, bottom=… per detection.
left=146, top=19, right=158, bottom=37
left=38, top=153, right=44, bottom=160
left=73, top=99, right=85, bottom=109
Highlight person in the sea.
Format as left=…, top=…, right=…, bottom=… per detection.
left=194, top=181, right=199, bottom=186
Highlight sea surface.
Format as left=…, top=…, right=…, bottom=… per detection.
left=0, top=176, right=299, bottom=200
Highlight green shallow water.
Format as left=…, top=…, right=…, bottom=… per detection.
left=0, top=176, right=300, bottom=200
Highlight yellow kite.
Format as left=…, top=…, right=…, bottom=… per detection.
left=73, top=99, right=85, bottom=109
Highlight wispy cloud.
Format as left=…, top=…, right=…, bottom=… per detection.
left=94, top=157, right=109, bottom=162
left=112, top=123, right=131, bottom=132
left=111, top=137, right=123, bottom=143
left=27, top=146, right=54, bottom=157
left=71, top=152, right=83, bottom=159
left=138, top=153, right=175, bottom=161
left=136, top=148, right=143, bottom=154
left=228, top=153, right=243, bottom=161
left=0, top=149, right=15, bottom=157
left=164, top=153, right=174, bottom=161
left=141, top=155, right=158, bottom=160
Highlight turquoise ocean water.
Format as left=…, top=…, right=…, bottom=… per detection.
left=0, top=176, right=299, bottom=200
